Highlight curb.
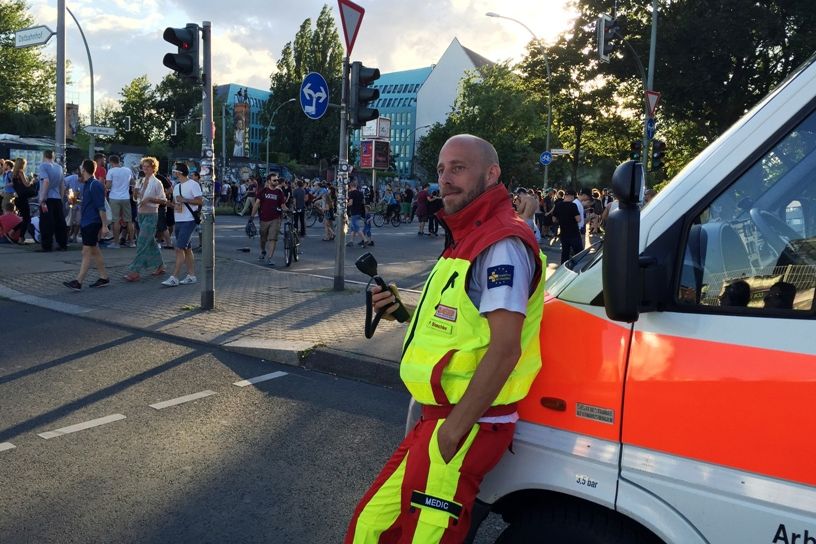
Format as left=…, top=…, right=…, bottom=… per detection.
left=302, top=347, right=403, bottom=389
left=1, top=288, right=403, bottom=389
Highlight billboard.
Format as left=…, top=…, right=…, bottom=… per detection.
left=233, top=102, right=249, bottom=158
left=360, top=139, right=390, bottom=170
left=66, top=103, right=79, bottom=141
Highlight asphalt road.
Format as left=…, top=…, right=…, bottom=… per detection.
left=0, top=300, right=507, bottom=543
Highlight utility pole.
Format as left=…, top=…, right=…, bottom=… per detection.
left=334, top=57, right=350, bottom=291
left=56, top=0, right=66, bottom=168
left=200, top=21, right=215, bottom=310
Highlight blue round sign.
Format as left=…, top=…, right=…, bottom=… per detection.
left=539, top=151, right=552, bottom=166
left=646, top=117, right=656, bottom=140
left=300, top=72, right=330, bottom=120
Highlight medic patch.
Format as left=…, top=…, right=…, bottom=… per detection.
left=486, top=265, right=514, bottom=289
left=434, top=304, right=458, bottom=322
left=410, top=491, right=463, bottom=519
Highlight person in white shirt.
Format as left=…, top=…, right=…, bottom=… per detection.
left=162, top=163, right=203, bottom=287
left=106, top=155, right=135, bottom=247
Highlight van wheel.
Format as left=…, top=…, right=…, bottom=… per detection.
left=494, top=502, right=660, bottom=544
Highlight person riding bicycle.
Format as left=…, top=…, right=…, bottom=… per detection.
left=381, top=185, right=400, bottom=221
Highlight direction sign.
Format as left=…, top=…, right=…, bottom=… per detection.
left=300, top=72, right=330, bottom=120
left=646, top=90, right=661, bottom=117
left=646, top=118, right=656, bottom=140
left=15, top=25, right=55, bottom=48
left=83, top=126, right=116, bottom=136
left=539, top=151, right=553, bottom=166
left=337, top=0, right=365, bottom=54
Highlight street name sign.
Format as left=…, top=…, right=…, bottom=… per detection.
left=338, top=0, right=365, bottom=55
left=300, top=72, right=330, bottom=120
left=550, top=148, right=572, bottom=156
left=539, top=151, right=553, bottom=166
left=15, top=25, right=55, bottom=48
left=84, top=126, right=116, bottom=136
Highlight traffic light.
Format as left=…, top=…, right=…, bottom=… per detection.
left=651, top=139, right=666, bottom=171
left=630, top=140, right=642, bottom=161
left=597, top=15, right=616, bottom=62
left=349, top=61, right=380, bottom=129
left=163, top=24, right=200, bottom=83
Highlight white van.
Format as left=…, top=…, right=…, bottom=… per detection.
left=472, top=54, right=816, bottom=543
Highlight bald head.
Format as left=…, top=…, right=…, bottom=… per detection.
left=441, top=134, right=499, bottom=171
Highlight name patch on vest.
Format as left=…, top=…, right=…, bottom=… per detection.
left=487, top=265, right=514, bottom=289
left=427, top=319, right=453, bottom=335
left=410, top=491, right=463, bottom=519
left=434, top=304, right=458, bottom=322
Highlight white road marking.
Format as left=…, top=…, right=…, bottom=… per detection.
left=38, top=414, right=127, bottom=439
left=233, top=371, right=288, bottom=387
left=0, top=442, right=16, bottom=452
left=149, top=390, right=217, bottom=410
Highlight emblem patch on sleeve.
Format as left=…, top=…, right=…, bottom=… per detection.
left=486, top=265, right=514, bottom=289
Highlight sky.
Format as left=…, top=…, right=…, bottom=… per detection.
left=27, top=0, right=578, bottom=118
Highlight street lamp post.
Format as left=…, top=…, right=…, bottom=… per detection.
left=65, top=7, right=94, bottom=158
left=408, top=123, right=431, bottom=179
left=265, top=98, right=296, bottom=173
left=486, top=12, right=552, bottom=189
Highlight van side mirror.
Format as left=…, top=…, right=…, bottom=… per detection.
left=603, top=160, right=643, bottom=322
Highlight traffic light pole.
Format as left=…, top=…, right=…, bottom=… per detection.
left=334, top=57, right=350, bottom=291
left=200, top=21, right=216, bottom=310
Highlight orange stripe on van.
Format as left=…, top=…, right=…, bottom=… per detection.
left=523, top=297, right=816, bottom=487
left=623, top=330, right=816, bottom=487
left=520, top=298, right=629, bottom=442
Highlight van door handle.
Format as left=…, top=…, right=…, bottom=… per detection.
left=540, top=397, right=567, bottom=411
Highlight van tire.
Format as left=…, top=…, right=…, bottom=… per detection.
left=494, top=501, right=661, bottom=544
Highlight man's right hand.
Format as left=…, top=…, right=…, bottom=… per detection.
left=371, top=284, right=401, bottom=317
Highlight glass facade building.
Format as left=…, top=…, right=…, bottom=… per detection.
left=350, top=66, right=433, bottom=178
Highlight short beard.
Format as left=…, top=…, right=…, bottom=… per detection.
left=443, top=174, right=489, bottom=214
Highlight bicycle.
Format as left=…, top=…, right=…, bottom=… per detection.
left=306, top=204, right=324, bottom=227
left=233, top=193, right=249, bottom=215
left=371, top=203, right=401, bottom=228
left=282, top=211, right=300, bottom=267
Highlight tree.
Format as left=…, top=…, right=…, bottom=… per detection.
left=154, top=74, right=203, bottom=151
left=415, top=63, right=549, bottom=187
left=266, top=5, right=344, bottom=164
left=572, top=0, right=816, bottom=178
left=0, top=0, right=58, bottom=135
left=110, top=75, right=162, bottom=146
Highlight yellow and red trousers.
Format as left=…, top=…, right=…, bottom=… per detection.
left=344, top=405, right=514, bottom=544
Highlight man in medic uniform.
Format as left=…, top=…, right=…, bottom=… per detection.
left=345, top=134, right=546, bottom=543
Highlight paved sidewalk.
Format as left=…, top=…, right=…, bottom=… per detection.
left=1, top=237, right=564, bottom=388
left=0, top=242, right=416, bottom=387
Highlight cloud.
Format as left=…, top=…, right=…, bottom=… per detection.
left=26, top=0, right=576, bottom=115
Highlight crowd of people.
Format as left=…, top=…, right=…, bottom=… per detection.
left=1, top=150, right=207, bottom=291
left=1, top=148, right=659, bottom=282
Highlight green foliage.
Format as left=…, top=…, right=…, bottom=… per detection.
left=415, top=63, right=549, bottom=187
left=154, top=74, right=204, bottom=151
left=266, top=5, right=344, bottom=164
left=0, top=0, right=58, bottom=135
